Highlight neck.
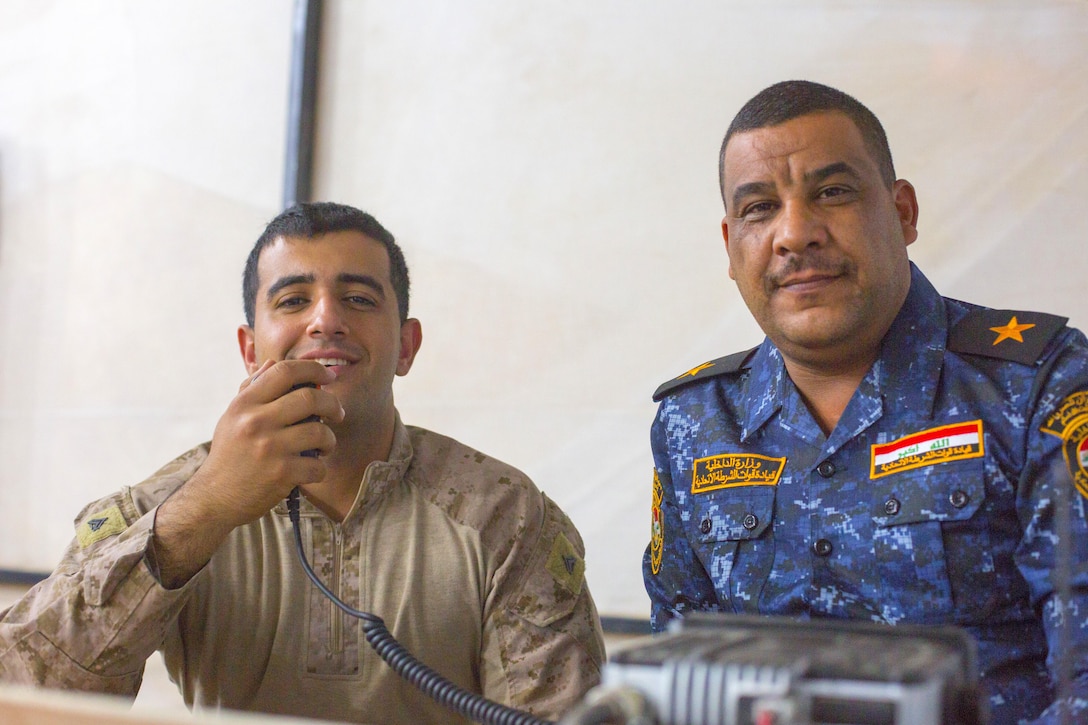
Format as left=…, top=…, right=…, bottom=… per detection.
left=300, top=409, right=397, bottom=521
left=782, top=352, right=875, bottom=435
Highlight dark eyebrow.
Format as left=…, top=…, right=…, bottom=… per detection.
left=805, top=161, right=862, bottom=185
left=729, top=181, right=776, bottom=213
left=266, top=274, right=314, bottom=302
left=265, top=273, right=386, bottom=303
left=729, top=162, right=863, bottom=212
left=339, top=273, right=386, bottom=300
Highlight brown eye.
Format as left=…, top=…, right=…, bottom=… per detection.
left=818, top=185, right=853, bottom=200
left=741, top=201, right=776, bottom=218
left=277, top=296, right=307, bottom=309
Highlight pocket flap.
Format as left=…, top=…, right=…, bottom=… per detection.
left=871, top=457, right=985, bottom=527
left=687, top=486, right=776, bottom=542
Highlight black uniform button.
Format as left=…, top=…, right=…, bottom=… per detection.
left=813, top=538, right=833, bottom=557
left=949, top=490, right=969, bottom=509
left=883, top=498, right=901, bottom=516
left=816, top=461, right=836, bottom=478
left=742, top=513, right=758, bottom=530
left=700, top=518, right=712, bottom=534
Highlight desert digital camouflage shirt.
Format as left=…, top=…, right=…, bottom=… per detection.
left=644, top=264, right=1088, bottom=724
left=0, top=414, right=605, bottom=724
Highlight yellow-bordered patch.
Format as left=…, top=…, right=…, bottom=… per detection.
left=870, top=421, right=984, bottom=479
left=691, top=453, right=785, bottom=494
left=650, top=469, right=664, bottom=575
left=77, top=505, right=127, bottom=548
left=1041, top=391, right=1088, bottom=500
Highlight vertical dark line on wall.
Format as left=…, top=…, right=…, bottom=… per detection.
left=283, top=0, right=323, bottom=209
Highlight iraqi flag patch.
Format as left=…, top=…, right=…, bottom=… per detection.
left=870, top=421, right=985, bottom=479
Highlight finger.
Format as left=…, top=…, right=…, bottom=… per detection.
left=281, top=359, right=338, bottom=388
left=243, top=360, right=335, bottom=404
left=265, top=451, right=327, bottom=491
left=239, top=359, right=276, bottom=392
left=287, top=421, right=338, bottom=459
left=282, top=384, right=346, bottom=428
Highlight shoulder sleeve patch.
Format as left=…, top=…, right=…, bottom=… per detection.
left=948, top=309, right=1067, bottom=365
left=545, top=531, right=585, bottom=596
left=650, top=469, right=664, bottom=576
left=77, top=505, right=128, bottom=548
left=652, top=347, right=759, bottom=402
left=1040, top=390, right=1088, bottom=500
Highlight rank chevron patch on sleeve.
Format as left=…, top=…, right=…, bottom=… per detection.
left=77, top=505, right=128, bottom=548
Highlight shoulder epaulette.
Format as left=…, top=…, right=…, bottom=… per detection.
left=652, top=347, right=758, bottom=402
left=948, top=308, right=1068, bottom=365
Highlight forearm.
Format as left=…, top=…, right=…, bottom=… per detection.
left=149, top=473, right=240, bottom=589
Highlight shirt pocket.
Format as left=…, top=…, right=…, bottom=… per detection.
left=869, top=456, right=994, bottom=623
left=686, top=485, right=776, bottom=614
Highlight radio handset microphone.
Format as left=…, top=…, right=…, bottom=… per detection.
left=289, top=383, right=322, bottom=458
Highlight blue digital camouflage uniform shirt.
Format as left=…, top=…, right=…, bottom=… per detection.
left=644, top=264, right=1088, bottom=724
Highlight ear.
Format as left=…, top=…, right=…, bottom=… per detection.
left=721, top=217, right=736, bottom=280
left=237, top=325, right=259, bottom=375
left=396, top=318, right=423, bottom=376
left=892, top=179, right=919, bottom=247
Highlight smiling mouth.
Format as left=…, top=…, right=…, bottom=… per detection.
left=313, top=357, right=351, bottom=367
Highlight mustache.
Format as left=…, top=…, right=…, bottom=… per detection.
left=765, top=255, right=854, bottom=292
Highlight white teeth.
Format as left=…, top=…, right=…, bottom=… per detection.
left=314, top=358, right=350, bottom=366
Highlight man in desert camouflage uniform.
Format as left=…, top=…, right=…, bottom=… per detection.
left=644, top=81, right=1088, bottom=724
left=0, top=202, right=604, bottom=724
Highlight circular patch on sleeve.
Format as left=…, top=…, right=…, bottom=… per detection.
left=1040, top=390, right=1088, bottom=500
left=650, top=469, right=664, bottom=575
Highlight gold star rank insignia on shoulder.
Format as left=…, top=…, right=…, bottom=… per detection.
left=679, top=361, right=716, bottom=379
left=652, top=347, right=759, bottom=401
left=948, top=309, right=1067, bottom=365
left=989, top=316, right=1035, bottom=345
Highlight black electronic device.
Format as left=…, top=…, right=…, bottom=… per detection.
left=289, top=382, right=321, bottom=457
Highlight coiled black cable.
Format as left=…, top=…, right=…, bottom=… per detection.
left=287, top=487, right=555, bottom=725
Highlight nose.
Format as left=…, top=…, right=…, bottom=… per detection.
left=306, top=294, right=347, bottom=337
left=772, top=199, right=826, bottom=256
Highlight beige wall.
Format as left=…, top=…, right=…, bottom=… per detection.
left=0, top=1, right=292, bottom=567
left=2, top=1, right=1088, bottom=621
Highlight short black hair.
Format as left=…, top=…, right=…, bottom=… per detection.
left=242, top=202, right=410, bottom=326
left=719, top=80, right=896, bottom=206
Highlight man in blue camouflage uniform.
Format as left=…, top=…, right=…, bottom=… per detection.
left=643, top=80, right=1088, bottom=724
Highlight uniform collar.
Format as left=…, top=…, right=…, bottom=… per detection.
left=878, top=263, right=948, bottom=422
left=740, top=343, right=790, bottom=441
left=356, top=411, right=414, bottom=503
left=741, top=263, right=947, bottom=445
left=273, top=410, right=415, bottom=521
